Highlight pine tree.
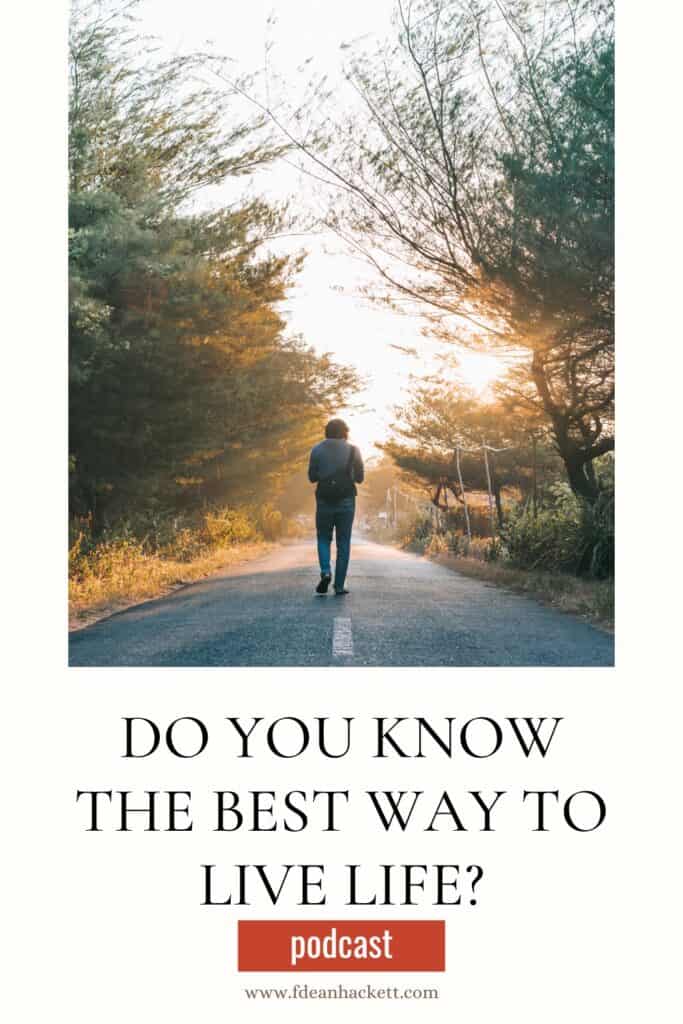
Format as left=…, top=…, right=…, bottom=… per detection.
left=69, top=1, right=359, bottom=529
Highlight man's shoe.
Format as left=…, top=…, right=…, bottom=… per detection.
left=334, top=587, right=349, bottom=596
left=316, top=573, right=332, bottom=595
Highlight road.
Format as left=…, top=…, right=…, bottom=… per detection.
left=69, top=537, right=614, bottom=667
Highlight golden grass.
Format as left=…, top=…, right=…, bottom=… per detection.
left=69, top=540, right=272, bottom=631
left=429, top=552, right=614, bottom=630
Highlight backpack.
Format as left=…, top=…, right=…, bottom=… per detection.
left=316, top=445, right=357, bottom=502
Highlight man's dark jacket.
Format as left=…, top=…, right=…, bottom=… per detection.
left=308, top=439, right=364, bottom=496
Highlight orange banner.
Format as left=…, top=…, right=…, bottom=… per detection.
left=238, top=920, right=445, bottom=972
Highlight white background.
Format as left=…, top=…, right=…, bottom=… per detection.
left=2, top=1, right=682, bottom=1022
left=61, top=677, right=640, bottom=1022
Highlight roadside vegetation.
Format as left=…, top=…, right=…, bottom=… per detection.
left=425, top=552, right=613, bottom=630
left=292, top=0, right=614, bottom=625
left=68, top=504, right=303, bottom=627
left=68, top=3, right=357, bottom=623
left=362, top=459, right=614, bottom=629
left=69, top=0, right=614, bottom=632
left=404, top=486, right=613, bottom=628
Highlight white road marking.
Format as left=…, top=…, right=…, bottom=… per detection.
left=332, top=617, right=354, bottom=657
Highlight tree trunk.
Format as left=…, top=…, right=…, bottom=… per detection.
left=530, top=352, right=612, bottom=505
left=563, top=455, right=600, bottom=503
left=493, top=482, right=504, bottom=527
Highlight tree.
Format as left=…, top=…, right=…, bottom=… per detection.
left=69, top=1, right=360, bottom=529
left=279, top=0, right=614, bottom=501
left=383, top=376, right=561, bottom=527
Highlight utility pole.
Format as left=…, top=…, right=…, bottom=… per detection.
left=483, top=442, right=496, bottom=538
left=455, top=446, right=471, bottom=543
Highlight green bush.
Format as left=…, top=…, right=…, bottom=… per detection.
left=399, top=486, right=614, bottom=579
left=501, top=484, right=613, bottom=579
left=401, top=513, right=435, bottom=553
left=577, top=489, right=614, bottom=578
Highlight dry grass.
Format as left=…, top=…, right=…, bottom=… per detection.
left=430, top=553, right=614, bottom=630
left=69, top=540, right=272, bottom=631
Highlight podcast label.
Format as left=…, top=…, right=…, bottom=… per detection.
left=237, top=920, right=446, bottom=972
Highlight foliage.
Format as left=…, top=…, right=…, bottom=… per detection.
left=68, top=501, right=289, bottom=619
left=69, top=1, right=360, bottom=532
left=383, top=375, right=562, bottom=525
left=70, top=505, right=252, bottom=572
left=399, top=472, right=613, bottom=580
left=401, top=512, right=497, bottom=560
left=397, top=502, right=613, bottom=624
left=501, top=483, right=613, bottom=578
left=293, top=0, right=614, bottom=501
left=501, top=488, right=583, bottom=572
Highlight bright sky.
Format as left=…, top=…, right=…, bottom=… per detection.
left=135, top=0, right=504, bottom=454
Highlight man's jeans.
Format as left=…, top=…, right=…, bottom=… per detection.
left=316, top=496, right=355, bottom=590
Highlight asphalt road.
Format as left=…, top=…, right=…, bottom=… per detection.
left=69, top=537, right=614, bottom=667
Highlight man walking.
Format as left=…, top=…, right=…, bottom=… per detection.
left=308, top=418, right=364, bottom=595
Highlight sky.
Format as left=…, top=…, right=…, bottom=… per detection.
left=134, top=0, right=504, bottom=454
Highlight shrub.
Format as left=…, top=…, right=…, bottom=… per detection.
left=256, top=504, right=284, bottom=541
left=69, top=531, right=148, bottom=584
left=401, top=513, right=436, bottom=553
left=400, top=483, right=614, bottom=580
left=577, top=489, right=614, bottom=579
left=500, top=484, right=614, bottom=578
left=424, top=532, right=450, bottom=556
left=485, top=537, right=502, bottom=562
left=203, top=507, right=257, bottom=547
left=69, top=502, right=286, bottom=617
left=401, top=513, right=503, bottom=564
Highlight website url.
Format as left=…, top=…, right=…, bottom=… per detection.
left=244, top=984, right=439, bottom=1001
